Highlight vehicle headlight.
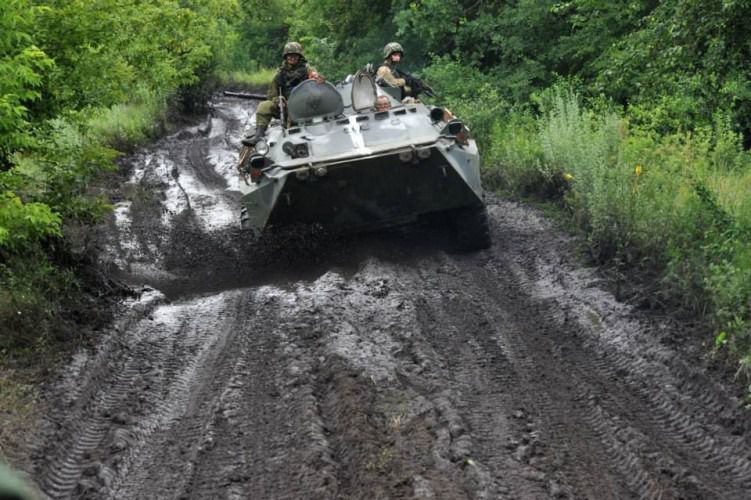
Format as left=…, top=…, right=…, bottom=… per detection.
left=398, top=150, right=413, bottom=163
left=249, top=154, right=266, bottom=169
left=417, top=148, right=431, bottom=159
left=255, top=139, right=269, bottom=156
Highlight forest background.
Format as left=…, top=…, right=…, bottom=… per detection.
left=1, top=0, right=750, bottom=383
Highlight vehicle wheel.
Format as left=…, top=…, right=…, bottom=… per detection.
left=451, top=206, right=491, bottom=252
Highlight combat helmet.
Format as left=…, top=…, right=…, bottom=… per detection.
left=283, top=42, right=304, bottom=57
left=383, top=42, right=404, bottom=59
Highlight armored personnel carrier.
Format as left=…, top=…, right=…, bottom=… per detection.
left=236, top=72, right=490, bottom=250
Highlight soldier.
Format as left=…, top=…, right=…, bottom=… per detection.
left=244, top=42, right=324, bottom=145
left=376, top=42, right=433, bottom=100
left=376, top=42, right=410, bottom=97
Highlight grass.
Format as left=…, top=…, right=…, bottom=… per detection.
left=0, top=373, right=37, bottom=463
left=87, top=87, right=167, bottom=147
left=215, top=68, right=276, bottom=89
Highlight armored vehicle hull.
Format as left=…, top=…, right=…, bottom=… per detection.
left=237, top=75, right=490, bottom=249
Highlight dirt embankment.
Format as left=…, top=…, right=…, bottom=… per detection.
left=22, top=95, right=751, bottom=499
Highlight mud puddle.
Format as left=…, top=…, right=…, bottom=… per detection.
left=26, top=95, right=751, bottom=499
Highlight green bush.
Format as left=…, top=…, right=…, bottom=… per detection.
left=0, top=1, right=53, bottom=166
left=492, top=88, right=751, bottom=371
left=484, top=114, right=544, bottom=193
left=0, top=193, right=61, bottom=255
left=423, top=58, right=514, bottom=178
left=34, top=0, right=221, bottom=113
left=8, top=118, right=117, bottom=223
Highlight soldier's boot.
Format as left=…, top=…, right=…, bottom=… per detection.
left=242, top=126, right=267, bottom=147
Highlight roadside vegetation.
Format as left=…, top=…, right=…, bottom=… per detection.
left=0, top=0, right=245, bottom=354
left=1, top=0, right=750, bottom=391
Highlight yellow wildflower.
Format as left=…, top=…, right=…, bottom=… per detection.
left=635, top=164, right=643, bottom=177
left=563, top=173, right=574, bottom=182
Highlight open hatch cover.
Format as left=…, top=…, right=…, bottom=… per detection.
left=287, top=80, right=344, bottom=122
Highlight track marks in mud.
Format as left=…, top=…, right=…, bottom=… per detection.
left=37, top=292, right=241, bottom=499
left=278, top=262, right=561, bottom=499
left=477, top=200, right=751, bottom=498
left=408, top=260, right=575, bottom=499
left=38, top=219, right=751, bottom=498
left=33, top=93, right=751, bottom=499
left=103, top=101, right=249, bottom=283
left=105, top=289, right=344, bottom=500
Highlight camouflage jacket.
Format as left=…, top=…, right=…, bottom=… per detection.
left=268, top=58, right=318, bottom=101
left=376, top=60, right=407, bottom=88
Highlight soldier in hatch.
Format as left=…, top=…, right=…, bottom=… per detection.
left=376, top=42, right=411, bottom=98
left=376, top=42, right=433, bottom=100
left=244, top=42, right=324, bottom=145
left=375, top=95, right=392, bottom=112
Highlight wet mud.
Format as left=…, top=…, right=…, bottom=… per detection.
left=28, top=95, right=751, bottom=499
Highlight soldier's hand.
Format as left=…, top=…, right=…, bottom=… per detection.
left=310, top=71, right=325, bottom=84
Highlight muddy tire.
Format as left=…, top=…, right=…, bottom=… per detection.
left=450, top=206, right=491, bottom=251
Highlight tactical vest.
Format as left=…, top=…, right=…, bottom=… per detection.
left=275, top=60, right=310, bottom=99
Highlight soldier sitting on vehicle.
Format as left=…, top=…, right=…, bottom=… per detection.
left=243, top=42, right=324, bottom=146
left=376, top=42, right=433, bottom=101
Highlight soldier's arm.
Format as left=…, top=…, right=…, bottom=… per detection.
left=376, top=65, right=406, bottom=87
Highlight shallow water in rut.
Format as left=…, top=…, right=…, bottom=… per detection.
left=30, top=95, right=751, bottom=499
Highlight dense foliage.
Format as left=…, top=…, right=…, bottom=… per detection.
left=0, top=0, right=243, bottom=348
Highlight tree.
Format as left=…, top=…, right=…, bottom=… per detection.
left=0, top=0, right=52, bottom=167
left=598, top=0, right=751, bottom=137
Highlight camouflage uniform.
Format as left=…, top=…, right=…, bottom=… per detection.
left=376, top=42, right=412, bottom=97
left=255, top=42, right=320, bottom=129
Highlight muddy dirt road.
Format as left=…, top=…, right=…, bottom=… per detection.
left=29, top=96, right=751, bottom=499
